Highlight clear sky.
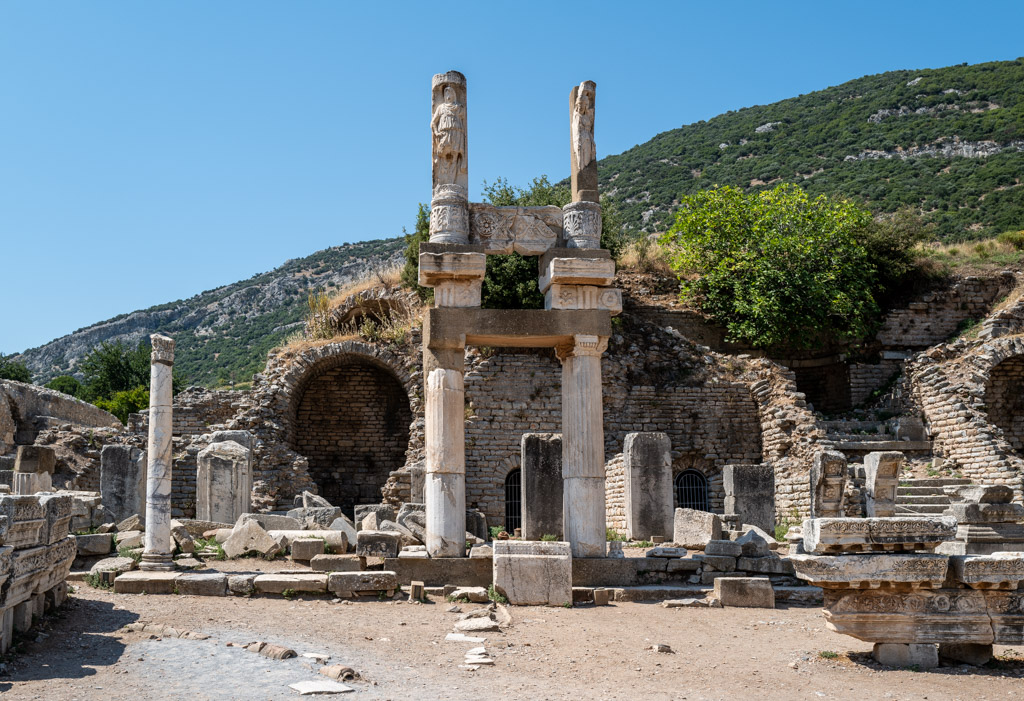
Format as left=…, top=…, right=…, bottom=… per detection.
left=2, top=1, right=1023, bottom=354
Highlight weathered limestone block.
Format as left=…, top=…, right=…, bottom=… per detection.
left=418, top=252, right=486, bottom=308
left=170, top=520, right=195, bottom=554
left=379, top=519, right=420, bottom=547
left=356, top=530, right=400, bottom=559
left=327, top=571, right=398, bottom=596
left=791, top=553, right=949, bottom=588
left=253, top=573, right=328, bottom=594
left=99, top=445, right=147, bottom=523
left=544, top=285, right=622, bottom=315
left=237, top=513, right=302, bottom=531
left=822, top=588, right=993, bottom=644
left=736, top=529, right=773, bottom=557
left=196, top=440, right=252, bottom=525
left=465, top=509, right=487, bottom=541
left=267, top=530, right=347, bottom=553
left=468, top=203, right=561, bottom=255
left=175, top=573, right=228, bottom=596
left=705, top=540, right=743, bottom=557
left=951, top=552, right=1024, bottom=589
left=76, top=533, right=113, bottom=557
left=723, top=464, right=774, bottom=534
left=290, top=538, right=325, bottom=561
left=492, top=540, right=572, bottom=606
left=945, top=484, right=1013, bottom=504
left=13, top=471, right=51, bottom=495
left=673, top=508, right=723, bottom=550
left=7, top=545, right=49, bottom=606
left=309, top=554, right=362, bottom=572
left=713, top=577, right=775, bottom=608
left=221, top=520, right=281, bottom=559
left=396, top=503, right=427, bottom=544
left=810, top=450, right=847, bottom=518
left=354, top=505, right=395, bottom=529
left=736, top=555, right=794, bottom=575
left=521, top=433, right=562, bottom=541
left=873, top=643, right=938, bottom=670
left=39, top=494, right=72, bottom=545
left=802, top=517, right=957, bottom=554
left=286, top=507, right=344, bottom=530
left=89, top=556, right=135, bottom=576
left=938, top=642, right=993, bottom=666
left=113, top=571, right=180, bottom=594
left=0, top=496, right=46, bottom=549
left=864, top=451, right=903, bottom=518
left=539, top=257, right=615, bottom=293
left=13, top=446, right=55, bottom=474
left=623, top=432, right=673, bottom=541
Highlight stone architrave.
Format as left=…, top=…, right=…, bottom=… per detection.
left=468, top=203, right=561, bottom=255
left=557, top=335, right=609, bottom=558
left=196, top=440, right=252, bottom=525
left=723, top=464, right=775, bottom=535
left=140, top=334, right=175, bottom=571
left=424, top=367, right=467, bottom=557
left=810, top=450, right=847, bottom=518
left=544, top=285, right=622, bottom=315
left=802, top=516, right=957, bottom=554
left=100, top=445, right=147, bottom=523
left=429, top=71, right=469, bottom=244
left=864, top=451, right=903, bottom=518
left=492, top=540, right=572, bottom=606
left=521, top=433, right=563, bottom=541
left=623, top=432, right=673, bottom=541
left=569, top=80, right=597, bottom=204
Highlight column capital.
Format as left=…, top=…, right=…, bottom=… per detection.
left=555, top=334, right=608, bottom=362
left=150, top=334, right=175, bottom=366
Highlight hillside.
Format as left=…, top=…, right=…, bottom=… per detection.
left=14, top=238, right=404, bottom=386
left=600, top=58, right=1024, bottom=240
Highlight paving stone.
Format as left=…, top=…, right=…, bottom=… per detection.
left=228, top=574, right=257, bottom=595
left=253, top=573, right=328, bottom=594
left=309, top=554, right=362, bottom=572
left=113, top=571, right=180, bottom=595
left=327, top=571, right=398, bottom=596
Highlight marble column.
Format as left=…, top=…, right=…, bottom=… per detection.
left=140, top=334, right=175, bottom=571
left=565, top=80, right=601, bottom=248
left=558, top=334, right=608, bottom=557
left=424, top=357, right=467, bottom=557
left=429, top=70, right=470, bottom=244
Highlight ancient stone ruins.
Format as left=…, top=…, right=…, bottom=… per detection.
left=3, top=70, right=1024, bottom=673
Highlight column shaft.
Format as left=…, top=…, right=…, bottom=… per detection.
left=140, top=336, right=175, bottom=571
left=424, top=366, right=466, bottom=557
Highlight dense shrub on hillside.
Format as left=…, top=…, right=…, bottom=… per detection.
left=660, top=184, right=887, bottom=349
left=45, top=375, right=83, bottom=398
left=0, top=354, right=31, bottom=383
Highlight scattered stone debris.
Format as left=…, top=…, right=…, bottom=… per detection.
left=122, top=622, right=210, bottom=640
left=240, top=641, right=297, bottom=660
left=319, top=664, right=358, bottom=681
left=288, top=680, right=354, bottom=695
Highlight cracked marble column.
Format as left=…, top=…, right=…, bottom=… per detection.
left=424, top=349, right=467, bottom=557
left=558, top=334, right=609, bottom=557
left=140, top=334, right=175, bottom=571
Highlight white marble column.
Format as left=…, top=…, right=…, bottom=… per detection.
left=140, top=334, right=175, bottom=571
left=424, top=365, right=467, bottom=557
left=558, top=334, right=609, bottom=558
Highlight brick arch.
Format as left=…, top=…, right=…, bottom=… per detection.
left=272, top=342, right=417, bottom=513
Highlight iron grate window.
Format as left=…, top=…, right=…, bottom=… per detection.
left=504, top=469, right=522, bottom=533
left=675, top=470, right=709, bottom=512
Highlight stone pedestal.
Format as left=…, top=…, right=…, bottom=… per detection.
left=100, top=445, right=147, bottom=523
left=723, top=464, right=775, bottom=534
left=864, top=451, right=903, bottom=518
left=558, top=335, right=608, bottom=558
left=492, top=540, right=572, bottom=606
left=196, top=440, right=251, bottom=524
left=810, top=450, right=847, bottom=518
left=623, top=432, right=673, bottom=541
left=521, top=433, right=563, bottom=541
left=424, top=367, right=466, bottom=557
left=140, top=335, right=175, bottom=572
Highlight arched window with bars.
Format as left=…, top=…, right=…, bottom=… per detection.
left=674, top=470, right=709, bottom=512
left=504, top=469, right=522, bottom=533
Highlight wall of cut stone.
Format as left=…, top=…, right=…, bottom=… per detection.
left=986, top=357, right=1024, bottom=453
left=849, top=361, right=902, bottom=406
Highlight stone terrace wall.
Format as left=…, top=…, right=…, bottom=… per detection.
left=605, top=453, right=626, bottom=532
left=0, top=380, right=121, bottom=453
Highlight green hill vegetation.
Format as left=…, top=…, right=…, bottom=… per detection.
left=600, top=58, right=1024, bottom=240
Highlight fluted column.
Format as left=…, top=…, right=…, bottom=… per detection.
left=557, top=334, right=609, bottom=557
left=424, top=360, right=467, bottom=557
left=140, top=334, right=175, bottom=571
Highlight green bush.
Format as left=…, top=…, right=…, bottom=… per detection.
left=998, top=230, right=1024, bottom=250
left=0, top=354, right=31, bottom=383
left=540, top=534, right=558, bottom=542
left=95, top=386, right=150, bottom=424
left=660, top=184, right=881, bottom=349
left=45, top=375, right=83, bottom=398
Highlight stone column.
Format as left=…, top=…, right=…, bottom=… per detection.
left=565, top=80, right=601, bottom=249
left=140, top=334, right=175, bottom=571
left=557, top=334, right=608, bottom=558
left=429, top=71, right=469, bottom=244
left=424, top=359, right=467, bottom=557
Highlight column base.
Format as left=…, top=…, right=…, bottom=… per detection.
left=139, top=552, right=176, bottom=571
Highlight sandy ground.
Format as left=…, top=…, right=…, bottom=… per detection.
left=2, top=585, right=1023, bottom=701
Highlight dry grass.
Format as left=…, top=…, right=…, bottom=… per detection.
left=915, top=233, right=1024, bottom=275
left=616, top=235, right=673, bottom=274
left=277, top=332, right=361, bottom=355
left=328, top=261, right=403, bottom=311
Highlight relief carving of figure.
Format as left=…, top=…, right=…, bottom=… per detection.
left=432, top=85, right=466, bottom=186
left=572, top=82, right=595, bottom=170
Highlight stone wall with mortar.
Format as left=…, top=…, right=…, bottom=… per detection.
left=849, top=361, right=902, bottom=406
left=986, top=356, right=1024, bottom=453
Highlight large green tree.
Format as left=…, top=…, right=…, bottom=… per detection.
left=0, top=354, right=31, bottom=383
left=659, top=184, right=884, bottom=349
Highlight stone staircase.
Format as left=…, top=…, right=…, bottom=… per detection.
left=819, top=418, right=932, bottom=457
left=895, top=477, right=971, bottom=515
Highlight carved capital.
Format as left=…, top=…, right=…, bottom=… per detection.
left=556, top=334, right=608, bottom=362
left=150, top=334, right=175, bottom=366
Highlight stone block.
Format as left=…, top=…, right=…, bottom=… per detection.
left=301, top=491, right=332, bottom=508
left=465, top=509, right=488, bottom=541
left=11, top=600, right=33, bottom=633
left=492, top=540, right=572, bottom=606
left=378, top=519, right=420, bottom=547
left=267, top=530, right=347, bottom=553
left=802, top=516, right=957, bottom=554
left=646, top=546, right=688, bottom=558
left=253, top=573, right=328, bottom=594
left=810, top=450, right=847, bottom=518
left=170, top=520, right=195, bottom=554
left=327, top=571, right=398, bottom=596
left=328, top=514, right=357, bottom=551
left=175, top=573, right=228, bottom=596
left=713, top=576, right=775, bottom=608
left=872, top=643, right=938, bottom=669
left=354, top=505, right=395, bottom=529
left=864, top=451, right=903, bottom=518
left=89, top=556, right=135, bottom=576
left=14, top=446, right=55, bottom=474
left=623, top=432, right=673, bottom=541
left=99, top=445, right=147, bottom=523
left=791, top=552, right=950, bottom=587
left=945, top=484, right=1012, bottom=504
left=113, top=571, right=180, bottom=594
left=735, top=530, right=772, bottom=557
left=309, top=554, right=362, bottom=572
left=449, top=586, right=488, bottom=603
left=938, top=642, right=993, bottom=666
left=698, top=554, right=736, bottom=571
left=356, top=530, right=400, bottom=559
left=673, top=508, right=722, bottom=550
left=823, top=588, right=992, bottom=643
left=222, top=520, right=281, bottom=559
left=666, top=558, right=702, bottom=574
left=287, top=507, right=344, bottom=530
left=46, top=581, right=68, bottom=610
left=237, top=513, right=302, bottom=531
left=538, top=256, right=615, bottom=293
left=704, top=540, right=742, bottom=557
left=723, top=464, right=775, bottom=534
left=196, top=440, right=252, bottom=525
left=117, top=514, right=142, bottom=532
left=0, top=495, right=46, bottom=549
left=290, top=538, right=325, bottom=561
left=544, top=285, right=622, bottom=315
left=0, top=608, right=11, bottom=655
left=951, top=552, right=1024, bottom=589
left=521, top=433, right=563, bottom=541
left=228, top=574, right=256, bottom=596
left=736, top=555, right=794, bottom=575
left=383, top=556, right=492, bottom=586
left=175, top=519, right=233, bottom=539
left=115, top=530, right=143, bottom=548
left=76, top=533, right=113, bottom=557
left=396, top=503, right=426, bottom=543
left=39, top=494, right=72, bottom=545
left=946, top=502, right=1024, bottom=524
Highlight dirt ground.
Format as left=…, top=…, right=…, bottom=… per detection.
left=2, top=585, right=1023, bottom=701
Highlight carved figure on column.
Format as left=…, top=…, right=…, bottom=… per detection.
left=430, top=71, right=470, bottom=244
left=569, top=80, right=598, bottom=204
left=432, top=85, right=467, bottom=190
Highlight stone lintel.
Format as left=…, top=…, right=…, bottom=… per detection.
left=539, top=257, right=616, bottom=293
left=424, top=308, right=611, bottom=350
left=418, top=251, right=487, bottom=287
left=420, top=242, right=487, bottom=256
left=538, top=247, right=611, bottom=271
left=544, top=285, right=622, bottom=315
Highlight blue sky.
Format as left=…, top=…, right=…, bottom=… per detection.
left=2, top=1, right=1023, bottom=355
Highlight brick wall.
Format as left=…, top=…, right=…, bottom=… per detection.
left=985, top=356, right=1024, bottom=454
left=849, top=361, right=902, bottom=406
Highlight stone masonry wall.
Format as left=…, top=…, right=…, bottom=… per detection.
left=986, top=357, right=1024, bottom=453
left=849, top=361, right=902, bottom=406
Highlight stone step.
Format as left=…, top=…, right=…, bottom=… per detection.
left=895, top=504, right=950, bottom=515
left=827, top=433, right=897, bottom=442
left=896, top=486, right=947, bottom=496
left=896, top=495, right=950, bottom=505
left=832, top=441, right=932, bottom=452
left=899, top=478, right=972, bottom=487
